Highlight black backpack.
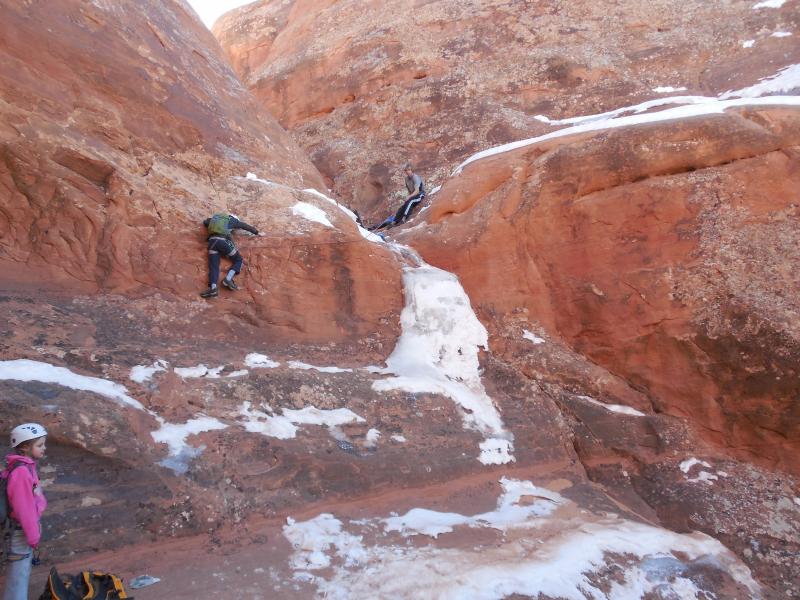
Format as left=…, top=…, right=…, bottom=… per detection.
left=0, top=462, right=25, bottom=528
left=39, top=567, right=132, bottom=600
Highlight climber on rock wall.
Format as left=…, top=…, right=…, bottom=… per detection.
left=199, top=213, right=260, bottom=298
left=368, top=162, right=426, bottom=231
left=394, top=162, right=426, bottom=225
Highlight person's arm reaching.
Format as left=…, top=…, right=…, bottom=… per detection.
left=229, top=216, right=259, bottom=235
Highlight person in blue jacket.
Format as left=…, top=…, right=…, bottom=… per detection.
left=199, top=213, right=259, bottom=298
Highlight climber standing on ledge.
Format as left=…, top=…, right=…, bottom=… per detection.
left=199, top=212, right=259, bottom=298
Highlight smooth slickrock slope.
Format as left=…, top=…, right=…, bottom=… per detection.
left=214, top=0, right=799, bottom=221
left=0, top=0, right=402, bottom=344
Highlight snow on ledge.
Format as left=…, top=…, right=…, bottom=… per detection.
left=577, top=395, right=646, bottom=417
left=130, top=360, right=168, bottom=383
left=384, top=478, right=562, bottom=538
left=522, top=329, right=545, bottom=345
left=365, top=428, right=381, bottom=449
left=753, top=0, right=786, bottom=8
left=0, top=359, right=148, bottom=412
left=244, top=353, right=280, bottom=368
left=242, top=173, right=383, bottom=243
left=652, top=86, right=687, bottom=93
left=455, top=95, right=800, bottom=175
left=174, top=364, right=224, bottom=379
left=292, top=202, right=334, bottom=228
left=150, top=416, right=228, bottom=475
left=679, top=457, right=711, bottom=473
left=288, top=361, right=353, bottom=373
left=238, top=402, right=365, bottom=440
left=679, top=457, right=723, bottom=484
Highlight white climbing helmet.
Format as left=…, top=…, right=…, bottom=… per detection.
left=10, top=423, right=47, bottom=448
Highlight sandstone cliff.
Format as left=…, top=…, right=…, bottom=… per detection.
left=0, top=1, right=798, bottom=598
left=215, top=0, right=799, bottom=221
left=0, top=0, right=402, bottom=345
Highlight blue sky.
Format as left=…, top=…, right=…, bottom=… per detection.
left=186, top=0, right=255, bottom=28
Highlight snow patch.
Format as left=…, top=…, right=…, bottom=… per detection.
left=456, top=96, right=800, bottom=174
left=0, top=359, right=147, bottom=412
left=688, top=471, right=719, bottom=484
left=577, top=395, right=647, bottom=417
left=284, top=514, right=368, bottom=570
left=284, top=477, right=760, bottom=600
left=244, top=353, right=279, bottom=368
left=151, top=416, right=228, bottom=475
left=174, top=364, right=225, bottom=379
left=390, top=435, right=407, bottom=443
left=679, top=457, right=712, bottom=473
left=522, top=329, right=545, bottom=345
left=371, top=256, right=514, bottom=464
left=288, top=361, right=352, bottom=373
left=679, top=457, right=721, bottom=485
left=365, top=429, right=381, bottom=448
left=753, top=0, right=786, bottom=7
left=238, top=402, right=365, bottom=440
left=292, top=202, right=334, bottom=228
left=130, top=360, right=168, bottom=383
left=652, top=86, right=687, bottom=93
left=384, top=478, right=562, bottom=538
left=742, top=39, right=756, bottom=48
left=770, top=31, right=793, bottom=37
left=243, top=173, right=382, bottom=243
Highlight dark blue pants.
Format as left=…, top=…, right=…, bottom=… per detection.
left=208, top=237, right=242, bottom=286
left=394, top=193, right=425, bottom=224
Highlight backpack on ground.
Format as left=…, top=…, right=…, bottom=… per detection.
left=207, top=213, right=231, bottom=237
left=39, top=567, right=132, bottom=600
left=1, top=462, right=25, bottom=528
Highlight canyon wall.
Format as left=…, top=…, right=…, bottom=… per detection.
left=215, top=0, right=799, bottom=220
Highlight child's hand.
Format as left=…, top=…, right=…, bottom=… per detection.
left=33, top=484, right=43, bottom=496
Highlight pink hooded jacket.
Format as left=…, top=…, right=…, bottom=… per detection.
left=3, top=454, right=47, bottom=548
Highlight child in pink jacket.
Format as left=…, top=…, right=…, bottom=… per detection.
left=3, top=423, right=48, bottom=600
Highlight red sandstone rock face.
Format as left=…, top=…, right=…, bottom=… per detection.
left=2, top=2, right=799, bottom=597
left=214, top=0, right=799, bottom=220
left=0, top=0, right=402, bottom=345
left=403, top=106, right=800, bottom=478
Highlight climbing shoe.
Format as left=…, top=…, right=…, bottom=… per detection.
left=222, top=278, right=239, bottom=291
left=199, top=287, right=218, bottom=298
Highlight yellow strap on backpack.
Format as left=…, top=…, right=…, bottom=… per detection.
left=80, top=572, right=95, bottom=599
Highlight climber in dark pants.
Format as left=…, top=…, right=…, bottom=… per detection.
left=393, top=162, right=426, bottom=226
left=368, top=163, right=427, bottom=231
left=200, top=213, right=259, bottom=298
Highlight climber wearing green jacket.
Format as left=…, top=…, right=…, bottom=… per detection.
left=199, top=213, right=259, bottom=298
